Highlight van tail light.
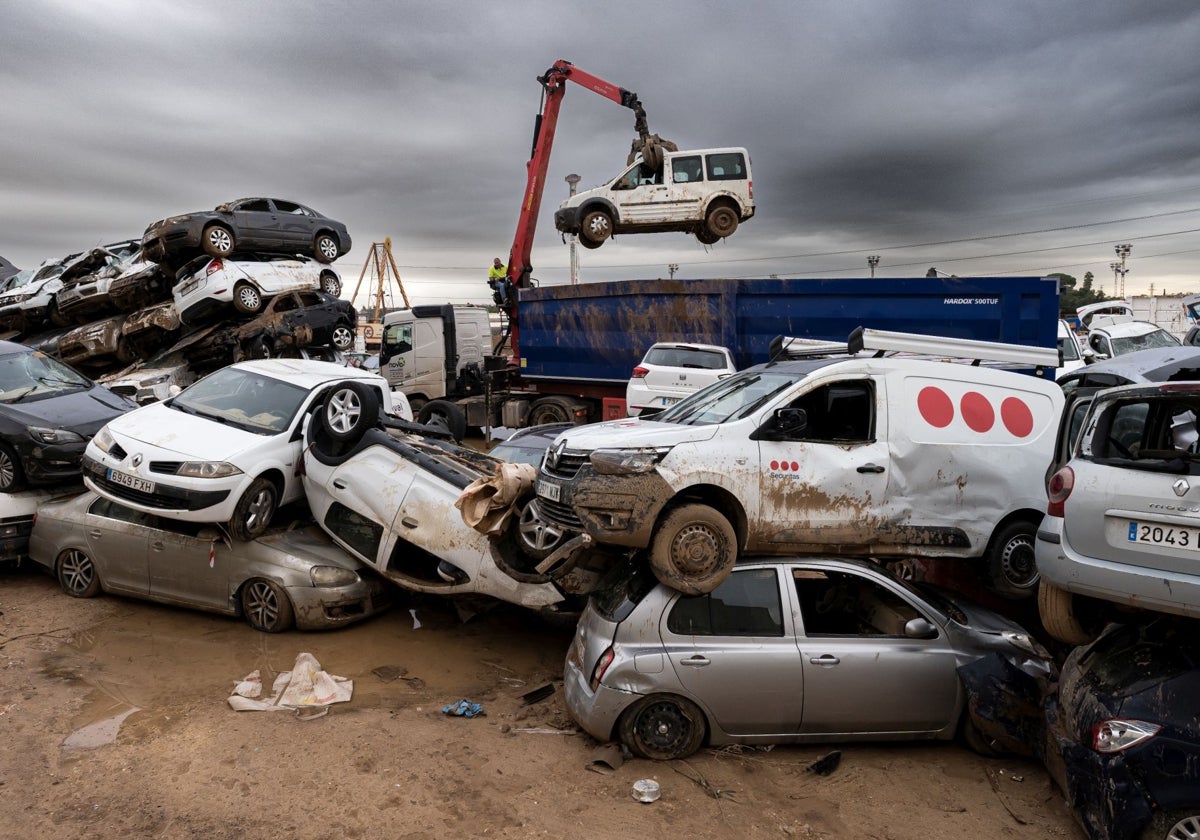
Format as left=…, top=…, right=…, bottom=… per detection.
left=748, top=180, right=754, bottom=199
left=205, top=259, right=223, bottom=276
left=631, top=366, right=649, bottom=379
left=1093, top=719, right=1160, bottom=753
left=590, top=647, right=615, bottom=691
left=1046, top=466, right=1074, bottom=517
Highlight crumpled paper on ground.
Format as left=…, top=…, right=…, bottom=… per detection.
left=227, top=652, right=353, bottom=712
left=456, top=462, right=537, bottom=535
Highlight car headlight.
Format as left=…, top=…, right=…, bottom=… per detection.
left=28, top=426, right=85, bottom=445
left=310, top=565, right=359, bottom=587
left=589, top=447, right=672, bottom=475
left=175, top=461, right=243, bottom=479
left=1001, top=630, right=1048, bottom=658
left=1093, top=719, right=1161, bottom=753
left=91, top=426, right=116, bottom=453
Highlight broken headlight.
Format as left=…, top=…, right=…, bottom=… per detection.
left=310, top=566, right=359, bottom=587
left=28, top=426, right=85, bottom=445
left=91, top=427, right=117, bottom=454
left=176, top=461, right=243, bottom=479
left=589, top=447, right=671, bottom=475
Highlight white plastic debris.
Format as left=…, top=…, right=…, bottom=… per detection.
left=227, top=653, right=352, bottom=712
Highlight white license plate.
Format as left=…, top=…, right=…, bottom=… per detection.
left=107, top=468, right=154, bottom=494
left=179, top=279, right=200, bottom=296
left=1127, top=520, right=1200, bottom=550
left=537, top=479, right=561, bottom=503
left=660, top=396, right=680, bottom=407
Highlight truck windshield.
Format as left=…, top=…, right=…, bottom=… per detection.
left=655, top=369, right=805, bottom=426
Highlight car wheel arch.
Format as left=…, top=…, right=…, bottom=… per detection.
left=578, top=198, right=619, bottom=224
left=702, top=194, right=744, bottom=218
left=983, top=511, right=1043, bottom=599
left=662, top=485, right=748, bottom=548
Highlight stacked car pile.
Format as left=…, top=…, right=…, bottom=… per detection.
left=0, top=198, right=356, bottom=401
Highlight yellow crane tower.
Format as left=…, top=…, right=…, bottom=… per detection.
left=351, top=238, right=410, bottom=351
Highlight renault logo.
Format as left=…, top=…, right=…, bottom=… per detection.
left=546, top=440, right=565, bottom=471
left=131, top=453, right=143, bottom=468
left=1174, top=478, right=1190, bottom=497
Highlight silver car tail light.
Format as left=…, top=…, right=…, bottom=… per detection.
left=1047, top=466, right=1074, bottom=517
left=590, top=647, right=615, bottom=691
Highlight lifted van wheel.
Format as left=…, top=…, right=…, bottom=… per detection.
left=319, top=380, right=380, bottom=445
left=705, top=203, right=739, bottom=239
left=648, top=504, right=737, bottom=595
left=1038, top=580, right=1101, bottom=646
left=580, top=210, right=613, bottom=245
left=696, top=228, right=720, bottom=245
left=418, top=399, right=467, bottom=441
left=984, top=521, right=1039, bottom=599
left=578, top=235, right=603, bottom=250
left=619, top=694, right=706, bottom=760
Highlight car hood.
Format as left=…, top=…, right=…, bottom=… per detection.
left=554, top=418, right=720, bottom=450
left=106, top=401, right=281, bottom=460
left=4, top=387, right=132, bottom=433
left=256, top=525, right=363, bottom=571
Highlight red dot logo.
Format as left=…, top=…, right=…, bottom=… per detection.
left=918, top=387, right=954, bottom=428
left=1001, top=397, right=1034, bottom=438
left=960, top=391, right=995, bottom=433
left=770, top=460, right=779, bottom=470
left=790, top=461, right=799, bottom=471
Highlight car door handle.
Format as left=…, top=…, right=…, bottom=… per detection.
left=856, top=464, right=885, bottom=473
left=152, top=541, right=165, bottom=551
left=809, top=655, right=841, bottom=666
left=679, top=655, right=710, bottom=668
left=333, top=479, right=347, bottom=489
left=400, top=516, right=419, bottom=529
left=87, top=530, right=102, bottom=539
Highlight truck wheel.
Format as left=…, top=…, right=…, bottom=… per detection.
left=984, top=521, right=1039, bottom=599
left=528, top=397, right=573, bottom=425
left=648, top=504, right=737, bottom=595
left=1037, top=580, right=1101, bottom=646
left=203, top=224, right=235, bottom=258
left=418, top=399, right=467, bottom=441
left=580, top=210, right=612, bottom=245
left=705, top=203, right=739, bottom=239
left=318, top=380, right=380, bottom=445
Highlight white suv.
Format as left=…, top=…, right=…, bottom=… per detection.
left=625, top=342, right=736, bottom=416
left=554, top=147, right=754, bottom=247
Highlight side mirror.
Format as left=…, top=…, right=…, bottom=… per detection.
left=750, top=407, right=806, bottom=441
left=903, top=618, right=938, bottom=640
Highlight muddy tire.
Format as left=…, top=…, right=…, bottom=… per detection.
left=202, top=224, right=234, bottom=258
left=984, top=521, right=1039, bottom=599
left=407, top=396, right=427, bottom=416
left=0, top=443, right=26, bottom=492
left=331, top=324, right=354, bottom=351
left=418, top=399, right=467, bottom=441
left=319, top=271, right=342, bottom=297
left=58, top=548, right=101, bottom=598
left=696, top=228, right=720, bottom=246
left=528, top=397, right=573, bottom=425
left=578, top=235, right=603, bottom=250
left=314, top=233, right=339, bottom=264
left=248, top=336, right=273, bottom=359
left=1038, top=580, right=1101, bottom=646
left=229, top=477, right=277, bottom=541
left=241, top=578, right=294, bottom=632
left=1139, top=810, right=1200, bottom=840
left=318, top=380, right=380, bottom=445
left=648, top=504, right=737, bottom=595
left=705, top=203, right=739, bottom=239
left=232, top=282, right=263, bottom=314
left=580, top=209, right=613, bottom=245
left=618, top=694, right=706, bottom=760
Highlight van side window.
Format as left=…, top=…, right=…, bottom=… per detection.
left=672, top=156, right=703, bottom=184
left=788, top=382, right=874, bottom=442
left=706, top=153, right=746, bottom=181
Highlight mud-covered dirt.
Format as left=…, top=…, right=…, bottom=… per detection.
left=0, top=563, right=1084, bottom=840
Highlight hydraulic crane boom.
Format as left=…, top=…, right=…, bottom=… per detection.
left=500, top=60, right=672, bottom=362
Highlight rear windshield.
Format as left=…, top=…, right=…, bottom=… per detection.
left=1078, top=622, right=1200, bottom=698
left=643, top=346, right=729, bottom=370
left=1080, top=391, right=1200, bottom=471
left=590, top=555, right=658, bottom=622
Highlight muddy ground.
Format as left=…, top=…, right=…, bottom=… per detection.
left=0, top=561, right=1086, bottom=840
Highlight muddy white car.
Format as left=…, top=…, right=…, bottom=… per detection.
left=81, top=360, right=393, bottom=541
left=536, top=329, right=1063, bottom=597
left=554, top=147, right=754, bottom=247
left=626, top=341, right=736, bottom=416
left=300, top=380, right=582, bottom=617
left=173, top=252, right=343, bottom=325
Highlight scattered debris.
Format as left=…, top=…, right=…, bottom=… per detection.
left=806, top=750, right=842, bottom=776
left=227, top=653, right=352, bottom=712
left=585, top=743, right=626, bottom=775
left=520, top=683, right=555, bottom=706
left=372, top=665, right=408, bottom=682
left=631, top=779, right=661, bottom=803
left=442, top=699, right=485, bottom=718
left=670, top=761, right=737, bottom=800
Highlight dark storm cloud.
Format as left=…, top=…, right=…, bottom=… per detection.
left=1, top=0, right=1198, bottom=300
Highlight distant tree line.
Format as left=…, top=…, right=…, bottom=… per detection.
left=1049, top=272, right=1114, bottom=316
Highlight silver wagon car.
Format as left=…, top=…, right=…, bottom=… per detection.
left=30, top=491, right=390, bottom=632
left=564, top=556, right=1052, bottom=760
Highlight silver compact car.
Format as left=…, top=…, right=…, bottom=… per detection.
left=1038, top=382, right=1200, bottom=644
left=565, top=556, right=1053, bottom=760
left=30, top=491, right=390, bottom=632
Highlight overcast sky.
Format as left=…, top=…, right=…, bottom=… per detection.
left=3, top=0, right=1198, bottom=311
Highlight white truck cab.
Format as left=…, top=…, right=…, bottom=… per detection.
left=380, top=304, right=492, bottom=410
left=535, top=329, right=1063, bottom=598
left=554, top=147, right=754, bottom=247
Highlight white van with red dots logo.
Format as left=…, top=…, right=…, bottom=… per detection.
left=533, top=328, right=1063, bottom=599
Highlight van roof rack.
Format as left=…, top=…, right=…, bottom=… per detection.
left=769, top=327, right=1058, bottom=369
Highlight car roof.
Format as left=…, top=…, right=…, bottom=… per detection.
left=644, top=341, right=730, bottom=354
left=230, top=359, right=382, bottom=390
left=1058, top=346, right=1200, bottom=388
left=496, top=422, right=572, bottom=444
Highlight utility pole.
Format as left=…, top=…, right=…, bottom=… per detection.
left=867, top=255, right=880, bottom=278
left=1114, top=243, right=1132, bottom=299
left=565, top=174, right=581, bottom=285
left=668, top=263, right=679, bottom=280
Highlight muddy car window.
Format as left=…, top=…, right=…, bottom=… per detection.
left=172, top=368, right=307, bottom=434
left=706, top=152, right=746, bottom=180
left=794, top=569, right=921, bottom=637
left=88, top=497, right=157, bottom=527
left=667, top=569, right=783, bottom=637
left=672, top=156, right=703, bottom=183
left=324, top=501, right=383, bottom=561
left=657, top=370, right=802, bottom=426
left=787, top=382, right=873, bottom=442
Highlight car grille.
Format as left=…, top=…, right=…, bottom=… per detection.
left=536, top=496, right=584, bottom=531
left=150, top=461, right=183, bottom=474
left=110, top=443, right=128, bottom=460
left=540, top=450, right=590, bottom=480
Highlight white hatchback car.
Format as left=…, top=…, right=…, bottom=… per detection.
left=625, top=342, right=736, bottom=416
left=81, top=360, right=392, bottom=541
left=173, top=252, right=343, bottom=325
